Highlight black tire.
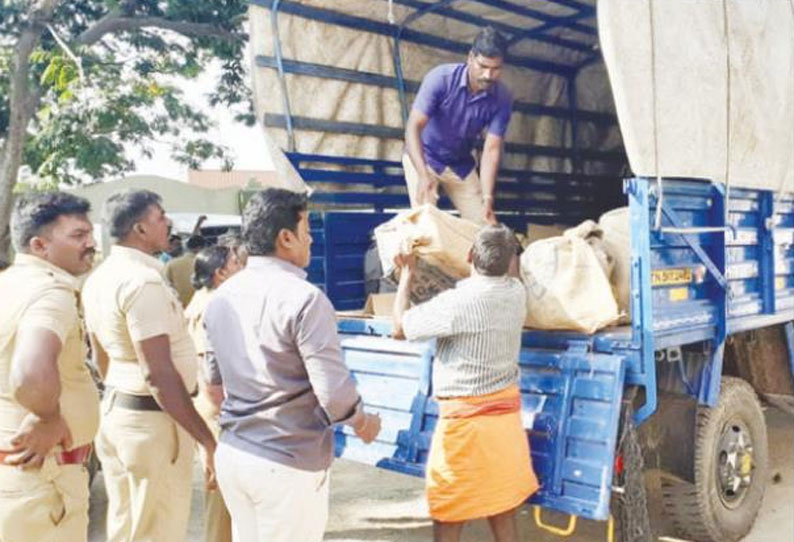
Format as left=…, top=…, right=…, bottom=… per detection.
left=611, top=404, right=653, bottom=542
left=660, top=376, right=768, bottom=542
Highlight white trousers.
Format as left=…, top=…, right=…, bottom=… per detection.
left=215, top=441, right=330, bottom=542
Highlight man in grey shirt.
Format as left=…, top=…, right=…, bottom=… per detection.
left=204, top=188, right=380, bottom=542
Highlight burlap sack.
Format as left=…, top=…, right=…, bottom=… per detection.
left=599, top=207, right=631, bottom=324
left=520, top=221, right=620, bottom=333
left=563, top=220, right=615, bottom=279
left=374, top=205, right=480, bottom=304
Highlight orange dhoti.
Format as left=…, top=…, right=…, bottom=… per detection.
left=426, top=384, right=539, bottom=522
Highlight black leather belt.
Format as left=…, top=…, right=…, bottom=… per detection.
left=108, top=388, right=199, bottom=412
left=113, top=390, right=162, bottom=411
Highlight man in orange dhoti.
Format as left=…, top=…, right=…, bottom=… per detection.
left=393, top=224, right=538, bottom=542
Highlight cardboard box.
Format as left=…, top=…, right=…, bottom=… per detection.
left=526, top=223, right=567, bottom=244
left=363, top=293, right=396, bottom=317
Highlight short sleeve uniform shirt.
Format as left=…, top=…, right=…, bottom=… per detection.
left=82, top=245, right=197, bottom=395
left=0, top=254, right=99, bottom=448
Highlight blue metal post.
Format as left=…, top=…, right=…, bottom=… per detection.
left=271, top=0, right=296, bottom=151
left=567, top=73, right=581, bottom=174
left=392, top=38, right=409, bottom=126
left=760, top=190, right=777, bottom=314
left=393, top=0, right=463, bottom=126
left=700, top=182, right=728, bottom=406
left=626, top=178, right=658, bottom=423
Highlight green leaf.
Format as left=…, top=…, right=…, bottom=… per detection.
left=7, top=0, right=250, bottom=190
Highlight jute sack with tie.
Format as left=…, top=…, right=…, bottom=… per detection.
left=520, top=220, right=619, bottom=333
left=375, top=205, right=480, bottom=304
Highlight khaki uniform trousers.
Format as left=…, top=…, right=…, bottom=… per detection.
left=402, top=154, right=486, bottom=224
left=0, top=458, right=89, bottom=542
left=96, top=392, right=194, bottom=542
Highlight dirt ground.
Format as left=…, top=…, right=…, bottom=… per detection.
left=88, top=408, right=792, bottom=542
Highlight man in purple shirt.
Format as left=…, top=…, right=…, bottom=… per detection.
left=404, top=26, right=513, bottom=225
left=204, top=188, right=381, bottom=542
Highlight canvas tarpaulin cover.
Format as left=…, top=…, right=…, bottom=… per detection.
left=247, top=0, right=625, bottom=183
left=598, top=0, right=794, bottom=192
left=248, top=0, right=794, bottom=194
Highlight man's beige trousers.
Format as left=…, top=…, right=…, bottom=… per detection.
left=402, top=154, right=486, bottom=224
left=0, top=458, right=89, bottom=542
left=96, top=394, right=194, bottom=542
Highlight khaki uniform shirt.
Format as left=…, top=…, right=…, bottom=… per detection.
left=184, top=287, right=211, bottom=357
left=82, top=246, right=197, bottom=396
left=0, top=254, right=99, bottom=449
left=164, top=252, right=197, bottom=307
left=184, top=287, right=222, bottom=426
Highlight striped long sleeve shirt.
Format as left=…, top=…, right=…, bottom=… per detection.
left=402, top=274, right=527, bottom=398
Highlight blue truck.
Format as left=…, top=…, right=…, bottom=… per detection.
left=247, top=1, right=794, bottom=541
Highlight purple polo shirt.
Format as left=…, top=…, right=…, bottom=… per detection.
left=412, top=63, right=513, bottom=178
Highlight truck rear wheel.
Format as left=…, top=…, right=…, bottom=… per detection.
left=660, top=376, right=768, bottom=542
left=611, top=404, right=652, bottom=542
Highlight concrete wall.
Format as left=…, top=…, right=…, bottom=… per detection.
left=68, top=175, right=241, bottom=255
left=70, top=175, right=241, bottom=222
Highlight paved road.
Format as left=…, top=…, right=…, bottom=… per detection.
left=88, top=408, right=792, bottom=542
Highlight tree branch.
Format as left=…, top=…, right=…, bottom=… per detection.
left=0, top=0, right=59, bottom=259
left=75, top=14, right=240, bottom=48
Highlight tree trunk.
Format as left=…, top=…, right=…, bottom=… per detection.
left=0, top=0, right=58, bottom=262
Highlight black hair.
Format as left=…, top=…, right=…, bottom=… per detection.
left=242, top=188, right=308, bottom=256
left=191, top=245, right=233, bottom=290
left=11, top=191, right=91, bottom=252
left=471, top=25, right=507, bottom=59
left=186, top=235, right=208, bottom=252
left=102, top=189, right=162, bottom=240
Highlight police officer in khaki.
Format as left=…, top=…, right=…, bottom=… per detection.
left=0, top=192, right=100, bottom=542
left=82, top=189, right=216, bottom=542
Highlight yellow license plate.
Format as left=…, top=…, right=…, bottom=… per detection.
left=652, top=268, right=693, bottom=287
left=669, top=287, right=689, bottom=301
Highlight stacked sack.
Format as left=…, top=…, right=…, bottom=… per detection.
left=598, top=207, right=631, bottom=323
left=372, top=205, right=632, bottom=335
left=520, top=219, right=620, bottom=334
left=374, top=205, right=480, bottom=304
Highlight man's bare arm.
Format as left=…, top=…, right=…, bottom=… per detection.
left=392, top=254, right=416, bottom=340
left=405, top=109, right=437, bottom=205
left=6, top=328, right=72, bottom=467
left=11, top=328, right=61, bottom=417
left=135, top=335, right=217, bottom=488
left=135, top=335, right=214, bottom=449
left=479, top=133, right=504, bottom=224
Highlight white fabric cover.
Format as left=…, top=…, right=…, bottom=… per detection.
left=598, top=0, right=794, bottom=192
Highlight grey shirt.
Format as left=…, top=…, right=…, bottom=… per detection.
left=204, top=256, right=362, bottom=471
left=402, top=274, right=527, bottom=398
